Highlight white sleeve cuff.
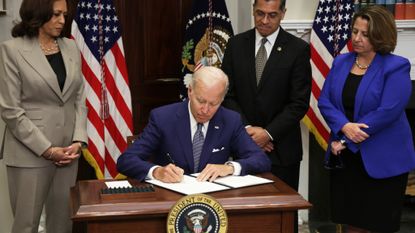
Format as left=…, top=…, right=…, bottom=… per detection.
left=264, top=129, right=274, bottom=141
left=147, top=165, right=161, bottom=180
left=226, top=161, right=242, bottom=176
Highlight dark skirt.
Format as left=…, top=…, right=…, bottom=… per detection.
left=330, top=149, right=408, bottom=233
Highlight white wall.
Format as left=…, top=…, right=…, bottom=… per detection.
left=285, top=0, right=319, bottom=20
left=225, top=0, right=319, bottom=34
left=395, top=22, right=415, bottom=80
left=225, top=0, right=252, bottom=34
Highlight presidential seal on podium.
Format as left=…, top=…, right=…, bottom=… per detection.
left=167, top=194, right=228, bottom=233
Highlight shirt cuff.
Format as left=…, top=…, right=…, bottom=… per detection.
left=226, top=161, right=242, bottom=176
left=264, top=129, right=274, bottom=141
left=146, top=165, right=161, bottom=180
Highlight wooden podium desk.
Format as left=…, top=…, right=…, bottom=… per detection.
left=70, top=173, right=311, bottom=233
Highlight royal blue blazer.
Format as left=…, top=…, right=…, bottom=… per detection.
left=318, top=52, right=415, bottom=179
left=117, top=101, right=271, bottom=181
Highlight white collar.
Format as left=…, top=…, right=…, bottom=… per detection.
left=255, top=27, right=280, bottom=47
left=188, top=101, right=209, bottom=133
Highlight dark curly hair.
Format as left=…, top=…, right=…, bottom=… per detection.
left=11, top=0, right=62, bottom=38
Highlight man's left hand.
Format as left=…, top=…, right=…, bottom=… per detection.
left=246, top=126, right=271, bottom=148
left=197, top=164, right=234, bottom=182
left=262, top=141, right=274, bottom=152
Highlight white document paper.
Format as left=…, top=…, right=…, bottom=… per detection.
left=213, top=175, right=274, bottom=188
left=105, top=180, right=132, bottom=189
left=146, top=174, right=273, bottom=195
left=146, top=175, right=230, bottom=195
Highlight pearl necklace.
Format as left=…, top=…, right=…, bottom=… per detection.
left=40, top=40, right=59, bottom=54
left=355, top=56, right=370, bottom=70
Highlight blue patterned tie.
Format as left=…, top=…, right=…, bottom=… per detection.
left=193, top=123, right=204, bottom=172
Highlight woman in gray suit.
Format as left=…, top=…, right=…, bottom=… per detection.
left=0, top=0, right=87, bottom=232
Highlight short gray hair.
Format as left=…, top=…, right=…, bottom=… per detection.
left=191, top=66, right=229, bottom=99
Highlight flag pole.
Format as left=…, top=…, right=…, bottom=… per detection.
left=98, top=0, right=109, bottom=120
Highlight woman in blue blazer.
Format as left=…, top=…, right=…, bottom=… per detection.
left=318, top=6, right=415, bottom=233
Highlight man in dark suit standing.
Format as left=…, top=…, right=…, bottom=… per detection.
left=221, top=0, right=311, bottom=192
left=117, top=66, right=271, bottom=183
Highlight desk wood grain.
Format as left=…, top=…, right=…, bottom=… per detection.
left=71, top=173, right=311, bottom=233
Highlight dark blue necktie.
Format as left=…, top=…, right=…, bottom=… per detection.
left=193, top=123, right=204, bottom=172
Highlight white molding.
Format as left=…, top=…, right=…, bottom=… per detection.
left=280, top=20, right=313, bottom=42
left=281, top=19, right=415, bottom=30
left=396, top=20, right=415, bottom=29
left=280, top=20, right=415, bottom=70
left=281, top=19, right=313, bottom=31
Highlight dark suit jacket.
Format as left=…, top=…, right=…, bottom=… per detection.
left=221, top=28, right=311, bottom=165
left=117, top=101, right=271, bottom=181
left=318, top=52, right=415, bottom=178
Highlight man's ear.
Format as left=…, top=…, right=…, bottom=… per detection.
left=281, top=8, right=287, bottom=20
left=188, top=85, right=193, bottom=96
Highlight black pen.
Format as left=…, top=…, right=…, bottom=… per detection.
left=166, top=152, right=175, bottom=164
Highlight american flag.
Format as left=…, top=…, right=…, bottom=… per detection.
left=71, top=0, right=133, bottom=179
left=303, top=0, right=354, bottom=149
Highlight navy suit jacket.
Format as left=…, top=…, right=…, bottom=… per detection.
left=117, top=101, right=271, bottom=181
left=318, top=52, right=415, bottom=178
left=221, top=28, right=311, bottom=166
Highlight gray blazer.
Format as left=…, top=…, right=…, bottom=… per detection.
left=0, top=36, right=87, bottom=167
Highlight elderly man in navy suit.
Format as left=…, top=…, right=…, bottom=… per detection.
left=117, top=66, right=271, bottom=183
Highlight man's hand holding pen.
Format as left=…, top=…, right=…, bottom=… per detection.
left=151, top=152, right=184, bottom=183
left=152, top=164, right=184, bottom=183
left=151, top=152, right=236, bottom=183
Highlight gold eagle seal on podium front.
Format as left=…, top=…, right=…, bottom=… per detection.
left=167, top=194, right=228, bottom=233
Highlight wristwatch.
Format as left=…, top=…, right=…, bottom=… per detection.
left=225, top=161, right=235, bottom=174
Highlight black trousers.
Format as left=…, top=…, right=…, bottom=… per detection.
left=271, top=163, right=300, bottom=191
